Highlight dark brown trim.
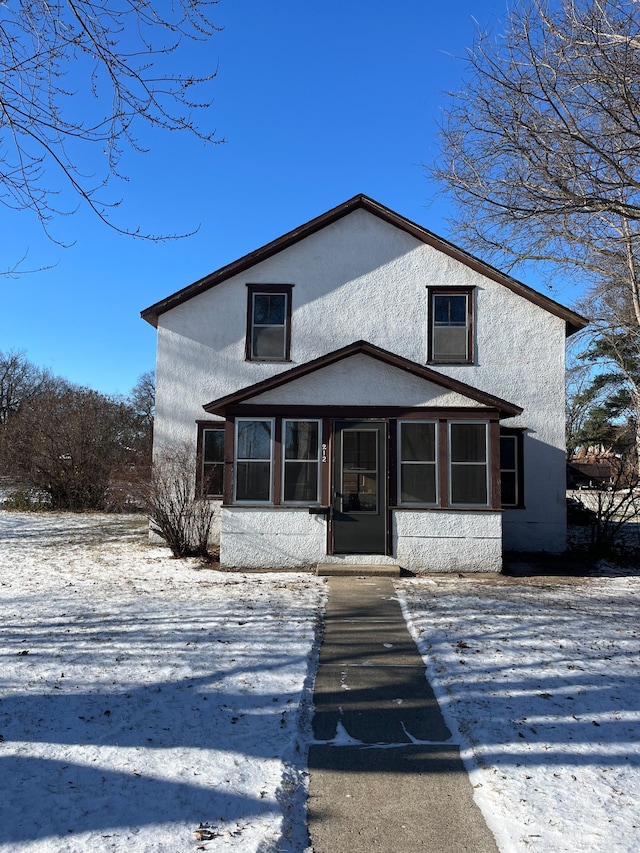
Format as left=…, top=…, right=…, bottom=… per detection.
left=245, top=284, right=293, bottom=362
left=273, top=417, right=283, bottom=505
left=223, top=404, right=504, bottom=419
left=141, top=194, right=588, bottom=336
left=427, top=286, right=475, bottom=365
left=438, top=419, right=448, bottom=508
left=386, top=421, right=394, bottom=557
left=490, top=420, right=502, bottom=510
left=388, top=418, right=398, bottom=509
left=203, top=340, right=523, bottom=418
left=321, top=417, right=331, bottom=507
left=223, top=419, right=235, bottom=505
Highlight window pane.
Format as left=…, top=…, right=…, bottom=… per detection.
left=204, top=429, right=224, bottom=463
left=451, top=465, right=487, bottom=504
left=500, top=436, right=516, bottom=470
left=401, top=422, right=435, bottom=462
left=285, top=421, right=318, bottom=460
left=252, top=325, right=286, bottom=359
left=433, top=294, right=466, bottom=325
left=284, top=461, right=318, bottom=502
left=237, top=420, right=271, bottom=459
left=433, top=327, right=467, bottom=361
left=501, top=471, right=517, bottom=507
left=253, top=293, right=286, bottom=325
left=343, top=431, right=376, bottom=470
left=450, top=423, right=486, bottom=463
left=236, top=461, right=271, bottom=501
left=203, top=462, right=223, bottom=496
left=342, top=472, right=377, bottom=512
left=401, top=464, right=437, bottom=503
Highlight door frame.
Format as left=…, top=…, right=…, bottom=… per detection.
left=328, top=418, right=391, bottom=556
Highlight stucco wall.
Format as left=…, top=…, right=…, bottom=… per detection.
left=220, top=507, right=502, bottom=572
left=394, top=510, right=502, bottom=572
left=153, top=207, right=569, bottom=556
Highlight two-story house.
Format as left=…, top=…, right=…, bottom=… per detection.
left=141, top=195, right=587, bottom=572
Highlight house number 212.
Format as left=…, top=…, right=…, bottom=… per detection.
left=322, top=443, right=328, bottom=463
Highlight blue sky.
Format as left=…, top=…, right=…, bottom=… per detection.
left=2, top=0, right=516, bottom=397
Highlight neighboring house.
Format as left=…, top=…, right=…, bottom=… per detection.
left=141, top=195, right=587, bottom=572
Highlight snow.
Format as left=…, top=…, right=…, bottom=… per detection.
left=3, top=510, right=640, bottom=852
left=0, top=512, right=325, bottom=852
left=396, top=572, right=640, bottom=852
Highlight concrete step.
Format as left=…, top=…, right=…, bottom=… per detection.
left=316, top=563, right=401, bottom=577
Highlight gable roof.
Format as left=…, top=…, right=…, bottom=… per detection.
left=203, top=340, right=523, bottom=418
left=141, top=194, right=588, bottom=335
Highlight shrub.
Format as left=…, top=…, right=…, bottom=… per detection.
left=144, top=444, right=217, bottom=559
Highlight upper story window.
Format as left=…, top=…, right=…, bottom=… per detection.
left=428, top=287, right=474, bottom=364
left=246, top=284, right=293, bottom=361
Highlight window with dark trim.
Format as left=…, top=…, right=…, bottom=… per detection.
left=500, top=428, right=524, bottom=508
left=234, top=418, right=274, bottom=503
left=246, top=284, right=293, bottom=361
left=398, top=421, right=438, bottom=505
left=282, top=419, right=321, bottom=504
left=202, top=426, right=224, bottom=497
left=449, top=421, right=489, bottom=506
left=428, top=287, right=474, bottom=364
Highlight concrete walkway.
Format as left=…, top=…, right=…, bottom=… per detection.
left=307, top=576, right=498, bottom=853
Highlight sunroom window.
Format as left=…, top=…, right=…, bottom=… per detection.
left=234, top=418, right=273, bottom=503
left=283, top=420, right=321, bottom=503
left=399, top=421, right=437, bottom=504
left=500, top=430, right=523, bottom=508
left=202, top=427, right=224, bottom=497
left=449, top=422, right=489, bottom=505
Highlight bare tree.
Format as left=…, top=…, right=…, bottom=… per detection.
left=144, top=444, right=217, bottom=559
left=6, top=382, right=134, bottom=510
left=431, top=0, right=640, bottom=451
left=1, top=0, right=223, bottom=241
left=0, top=350, right=54, bottom=425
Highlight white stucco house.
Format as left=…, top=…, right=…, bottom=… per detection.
left=141, top=195, right=587, bottom=573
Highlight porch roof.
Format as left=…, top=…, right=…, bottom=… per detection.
left=203, top=340, right=523, bottom=418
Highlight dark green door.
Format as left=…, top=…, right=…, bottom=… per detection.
left=332, top=420, right=387, bottom=555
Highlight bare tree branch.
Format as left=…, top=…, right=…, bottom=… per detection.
left=0, top=0, right=223, bottom=242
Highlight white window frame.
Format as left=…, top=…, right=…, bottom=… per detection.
left=448, top=421, right=490, bottom=507
left=282, top=418, right=322, bottom=505
left=234, top=417, right=275, bottom=504
left=397, top=420, right=439, bottom=506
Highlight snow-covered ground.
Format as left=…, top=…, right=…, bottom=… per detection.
left=0, top=512, right=325, bottom=852
left=397, top=572, right=640, bottom=852
left=2, top=510, right=640, bottom=852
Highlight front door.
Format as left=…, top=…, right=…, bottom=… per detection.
left=332, top=420, right=387, bottom=554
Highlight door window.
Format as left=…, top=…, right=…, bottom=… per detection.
left=341, top=429, right=378, bottom=512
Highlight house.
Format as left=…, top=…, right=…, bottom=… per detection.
left=141, top=195, right=588, bottom=572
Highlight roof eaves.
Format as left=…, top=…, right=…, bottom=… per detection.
left=141, top=193, right=589, bottom=336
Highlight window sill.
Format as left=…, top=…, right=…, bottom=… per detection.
left=392, top=505, right=499, bottom=512
left=427, top=360, right=474, bottom=367
left=245, top=357, right=293, bottom=364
